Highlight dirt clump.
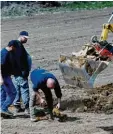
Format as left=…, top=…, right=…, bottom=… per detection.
left=76, top=83, right=113, bottom=114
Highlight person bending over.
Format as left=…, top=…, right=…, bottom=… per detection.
left=30, top=68, right=62, bottom=122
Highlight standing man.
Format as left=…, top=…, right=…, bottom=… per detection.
left=30, top=68, right=62, bottom=122
left=11, top=31, right=31, bottom=115
left=0, top=40, right=17, bottom=116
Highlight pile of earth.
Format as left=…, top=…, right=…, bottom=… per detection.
left=85, top=83, right=113, bottom=113
left=70, top=83, right=113, bottom=114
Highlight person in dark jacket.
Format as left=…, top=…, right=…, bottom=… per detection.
left=0, top=40, right=17, bottom=116
left=11, top=31, right=32, bottom=115
left=30, top=68, right=62, bottom=122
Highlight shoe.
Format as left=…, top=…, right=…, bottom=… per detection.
left=30, top=117, right=38, bottom=122
left=30, top=116, right=48, bottom=122
left=13, top=107, right=24, bottom=116
left=7, top=110, right=13, bottom=116
left=24, top=108, right=30, bottom=115
left=0, top=110, right=13, bottom=117
left=14, top=105, right=23, bottom=112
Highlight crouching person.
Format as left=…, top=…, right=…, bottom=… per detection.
left=30, top=68, right=62, bottom=122
left=0, top=40, right=17, bottom=117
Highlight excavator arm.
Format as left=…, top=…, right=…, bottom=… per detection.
left=100, top=12, right=113, bottom=41
left=100, top=23, right=113, bottom=41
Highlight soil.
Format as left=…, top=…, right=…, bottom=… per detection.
left=1, top=8, right=113, bottom=134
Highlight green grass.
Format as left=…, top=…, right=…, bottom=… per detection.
left=1, top=2, right=113, bottom=18
left=63, top=2, right=113, bottom=10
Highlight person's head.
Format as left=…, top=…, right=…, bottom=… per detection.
left=7, top=40, right=17, bottom=51
left=46, top=78, right=55, bottom=89
left=18, top=31, right=29, bottom=43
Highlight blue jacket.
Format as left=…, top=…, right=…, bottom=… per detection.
left=30, top=69, right=62, bottom=98
left=1, top=48, right=12, bottom=76
left=9, top=40, right=31, bottom=78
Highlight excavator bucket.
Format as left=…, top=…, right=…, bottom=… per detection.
left=59, top=54, right=109, bottom=89
left=59, top=62, right=91, bottom=88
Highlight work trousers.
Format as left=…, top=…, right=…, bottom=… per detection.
left=13, top=76, right=29, bottom=109
left=0, top=76, right=16, bottom=111
left=29, top=88, right=53, bottom=118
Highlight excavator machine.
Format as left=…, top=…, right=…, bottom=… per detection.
left=59, top=12, right=113, bottom=88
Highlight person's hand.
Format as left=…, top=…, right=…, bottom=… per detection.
left=6, top=46, right=13, bottom=51
left=56, top=103, right=60, bottom=109
left=56, top=98, right=61, bottom=109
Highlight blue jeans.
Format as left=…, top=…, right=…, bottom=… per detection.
left=0, top=76, right=16, bottom=112
left=13, top=76, right=29, bottom=109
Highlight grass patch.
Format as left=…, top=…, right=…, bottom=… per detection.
left=1, top=2, right=113, bottom=18
left=63, top=1, right=113, bottom=10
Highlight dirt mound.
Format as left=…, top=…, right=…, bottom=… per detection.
left=76, top=83, right=113, bottom=114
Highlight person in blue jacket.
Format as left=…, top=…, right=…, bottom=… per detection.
left=10, top=31, right=32, bottom=115
left=30, top=68, right=62, bottom=122
left=0, top=40, right=17, bottom=116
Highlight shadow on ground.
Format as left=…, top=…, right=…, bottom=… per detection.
left=67, top=116, right=81, bottom=122
left=60, top=99, right=83, bottom=111
left=1, top=114, right=30, bottom=119
left=98, top=126, right=113, bottom=134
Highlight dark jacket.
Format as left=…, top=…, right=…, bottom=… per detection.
left=9, top=40, right=30, bottom=78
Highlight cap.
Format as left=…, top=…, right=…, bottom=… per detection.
left=19, top=31, right=29, bottom=38
left=8, top=40, right=17, bottom=48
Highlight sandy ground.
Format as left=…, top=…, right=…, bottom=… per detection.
left=1, top=8, right=113, bottom=134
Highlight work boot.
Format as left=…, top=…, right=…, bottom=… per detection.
left=7, top=110, right=13, bottom=116
left=0, top=109, right=13, bottom=118
left=30, top=117, right=37, bottom=122
left=30, top=116, right=48, bottom=122
left=24, top=108, right=30, bottom=115
left=13, top=105, right=24, bottom=116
